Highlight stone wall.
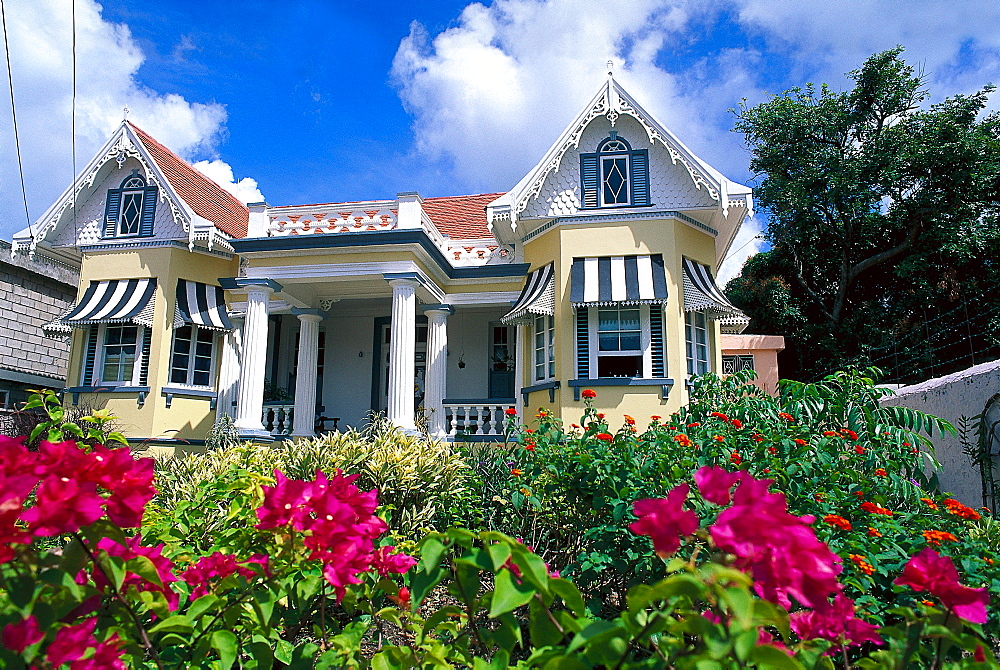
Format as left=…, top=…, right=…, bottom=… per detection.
left=0, top=240, right=79, bottom=407
left=880, top=359, right=1000, bottom=507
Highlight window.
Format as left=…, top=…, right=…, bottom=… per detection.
left=580, top=132, right=650, bottom=209
left=81, top=324, right=146, bottom=386
left=686, top=311, right=710, bottom=376
left=533, top=315, right=555, bottom=381
left=104, top=171, right=157, bottom=238
left=722, top=355, right=754, bottom=375
left=101, top=326, right=138, bottom=383
left=597, top=306, right=642, bottom=377
left=170, top=326, right=216, bottom=387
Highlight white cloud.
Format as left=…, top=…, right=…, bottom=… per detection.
left=193, top=159, right=265, bottom=205
left=718, top=215, right=765, bottom=285
left=0, top=0, right=253, bottom=240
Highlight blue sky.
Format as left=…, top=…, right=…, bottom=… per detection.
left=2, top=0, right=999, bottom=279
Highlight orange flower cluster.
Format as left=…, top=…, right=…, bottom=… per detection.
left=874, top=468, right=888, bottom=477
left=920, top=497, right=939, bottom=510
left=923, top=530, right=958, bottom=546
left=841, top=429, right=859, bottom=440
left=777, top=412, right=795, bottom=422
left=687, top=422, right=701, bottom=428
left=673, top=434, right=692, bottom=447
left=793, top=439, right=808, bottom=446
left=853, top=444, right=866, bottom=455
left=849, top=554, right=875, bottom=575
left=712, top=435, right=725, bottom=443
left=860, top=501, right=893, bottom=516
left=623, top=415, right=636, bottom=426
left=510, top=469, right=524, bottom=477
left=767, top=446, right=778, bottom=455
left=867, top=527, right=882, bottom=537
left=752, top=434, right=765, bottom=443
left=729, top=452, right=742, bottom=465
left=823, top=514, right=852, bottom=531
left=944, top=498, right=981, bottom=520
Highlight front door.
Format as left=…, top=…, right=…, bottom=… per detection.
left=377, top=321, right=427, bottom=413
left=489, top=322, right=515, bottom=399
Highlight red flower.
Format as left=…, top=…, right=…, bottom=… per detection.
left=923, top=530, right=958, bottom=546
left=624, top=415, right=636, bottom=426
left=867, top=527, right=882, bottom=537
left=896, top=548, right=990, bottom=623
left=389, top=585, right=411, bottom=609
left=854, top=444, right=866, bottom=455
left=767, top=446, right=778, bottom=454
left=510, top=468, right=524, bottom=476
left=943, top=498, right=981, bottom=520
left=524, top=443, right=535, bottom=452
left=752, top=433, right=765, bottom=442
left=596, top=432, right=613, bottom=442
left=713, top=435, right=725, bottom=442
left=793, top=438, right=807, bottom=446
left=822, top=431, right=839, bottom=437
left=874, top=468, right=887, bottom=477
left=673, top=434, right=692, bottom=447
left=823, top=514, right=852, bottom=531
left=596, top=413, right=605, bottom=419
left=687, top=422, right=702, bottom=428
left=504, top=407, right=517, bottom=416
left=710, top=412, right=730, bottom=421
left=849, top=554, right=875, bottom=575
left=650, top=415, right=661, bottom=421
left=730, top=418, right=743, bottom=429
left=730, top=452, right=743, bottom=465
left=777, top=412, right=795, bottom=422
left=860, top=501, right=893, bottom=516
left=841, top=429, right=859, bottom=440
left=694, top=465, right=743, bottom=505
left=790, top=593, right=881, bottom=649
left=2, top=616, right=43, bottom=653
left=581, top=389, right=597, bottom=399
left=630, top=484, right=699, bottom=557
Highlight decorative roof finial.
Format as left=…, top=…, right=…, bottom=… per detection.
left=607, top=60, right=614, bottom=77
left=123, top=105, right=130, bottom=121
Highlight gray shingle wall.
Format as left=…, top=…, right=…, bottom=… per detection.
left=0, top=245, right=78, bottom=385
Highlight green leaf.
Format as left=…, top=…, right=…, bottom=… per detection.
left=419, top=537, right=448, bottom=572
left=489, top=568, right=535, bottom=618
left=149, top=614, right=194, bottom=635
left=550, top=578, right=586, bottom=616
left=186, top=594, right=220, bottom=621
left=749, top=643, right=804, bottom=669
left=212, top=629, right=239, bottom=670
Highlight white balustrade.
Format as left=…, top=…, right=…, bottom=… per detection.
left=262, top=403, right=294, bottom=436
left=444, top=402, right=516, bottom=438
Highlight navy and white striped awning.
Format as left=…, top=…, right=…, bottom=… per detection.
left=570, top=255, right=668, bottom=307
left=175, top=280, right=233, bottom=331
left=502, top=264, right=554, bottom=325
left=682, top=258, right=749, bottom=333
left=50, top=279, right=157, bottom=331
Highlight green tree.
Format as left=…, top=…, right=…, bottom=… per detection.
left=730, top=47, right=1000, bottom=378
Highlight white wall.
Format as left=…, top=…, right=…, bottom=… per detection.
left=445, top=306, right=508, bottom=400
left=881, top=359, right=1000, bottom=506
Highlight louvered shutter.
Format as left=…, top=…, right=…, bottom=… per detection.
left=103, top=190, right=122, bottom=238
left=83, top=327, right=100, bottom=385
left=630, top=150, right=650, bottom=206
left=576, top=309, right=590, bottom=378
left=138, top=327, right=152, bottom=385
left=650, top=305, right=665, bottom=377
left=580, top=153, right=598, bottom=209
left=139, top=185, right=158, bottom=237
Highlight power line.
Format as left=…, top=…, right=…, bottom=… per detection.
left=72, top=0, right=78, bottom=246
left=0, top=0, right=34, bottom=243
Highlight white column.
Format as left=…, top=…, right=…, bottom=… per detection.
left=216, top=316, right=243, bottom=421
left=423, top=305, right=452, bottom=438
left=514, top=322, right=527, bottom=415
left=291, top=310, right=324, bottom=437
left=233, top=284, right=274, bottom=438
left=386, top=278, right=420, bottom=431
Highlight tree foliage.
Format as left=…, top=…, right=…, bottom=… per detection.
left=729, top=47, right=1000, bottom=379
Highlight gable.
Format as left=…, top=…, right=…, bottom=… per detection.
left=519, top=114, right=717, bottom=220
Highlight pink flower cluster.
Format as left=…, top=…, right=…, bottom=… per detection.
left=0, top=436, right=155, bottom=561
left=255, top=469, right=416, bottom=599
left=632, top=466, right=884, bottom=650
left=2, top=615, right=125, bottom=668
left=90, top=536, right=181, bottom=612
left=181, top=551, right=269, bottom=600
left=896, top=547, right=990, bottom=624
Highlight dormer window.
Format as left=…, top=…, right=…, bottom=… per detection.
left=580, top=131, right=650, bottom=209
left=103, top=170, right=157, bottom=239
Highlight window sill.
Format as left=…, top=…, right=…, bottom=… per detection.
left=64, top=385, right=151, bottom=407
left=568, top=378, right=674, bottom=401
left=520, top=380, right=560, bottom=403
left=161, top=386, right=218, bottom=409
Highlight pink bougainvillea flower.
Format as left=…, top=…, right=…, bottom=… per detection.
left=95, top=536, right=179, bottom=612
left=694, top=466, right=743, bottom=505
left=20, top=475, right=104, bottom=537
left=2, top=615, right=43, bottom=653
left=790, top=594, right=882, bottom=649
left=46, top=617, right=99, bottom=667
left=895, top=547, right=989, bottom=624
left=710, top=474, right=842, bottom=610
left=371, top=545, right=418, bottom=578
left=630, top=484, right=699, bottom=557
left=255, top=470, right=314, bottom=530
left=181, top=551, right=265, bottom=600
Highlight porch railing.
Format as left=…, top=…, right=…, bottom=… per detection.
left=443, top=400, right=516, bottom=438
left=263, top=403, right=294, bottom=436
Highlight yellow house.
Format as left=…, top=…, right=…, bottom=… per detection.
left=19, top=74, right=751, bottom=447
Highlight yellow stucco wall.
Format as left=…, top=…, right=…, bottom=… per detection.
left=520, top=216, right=720, bottom=428
left=69, top=246, right=238, bottom=444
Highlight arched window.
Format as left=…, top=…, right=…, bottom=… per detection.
left=580, top=131, right=650, bottom=209
left=103, top=170, right=158, bottom=239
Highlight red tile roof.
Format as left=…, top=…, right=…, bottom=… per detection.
left=129, top=122, right=248, bottom=239
left=422, top=193, right=504, bottom=239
